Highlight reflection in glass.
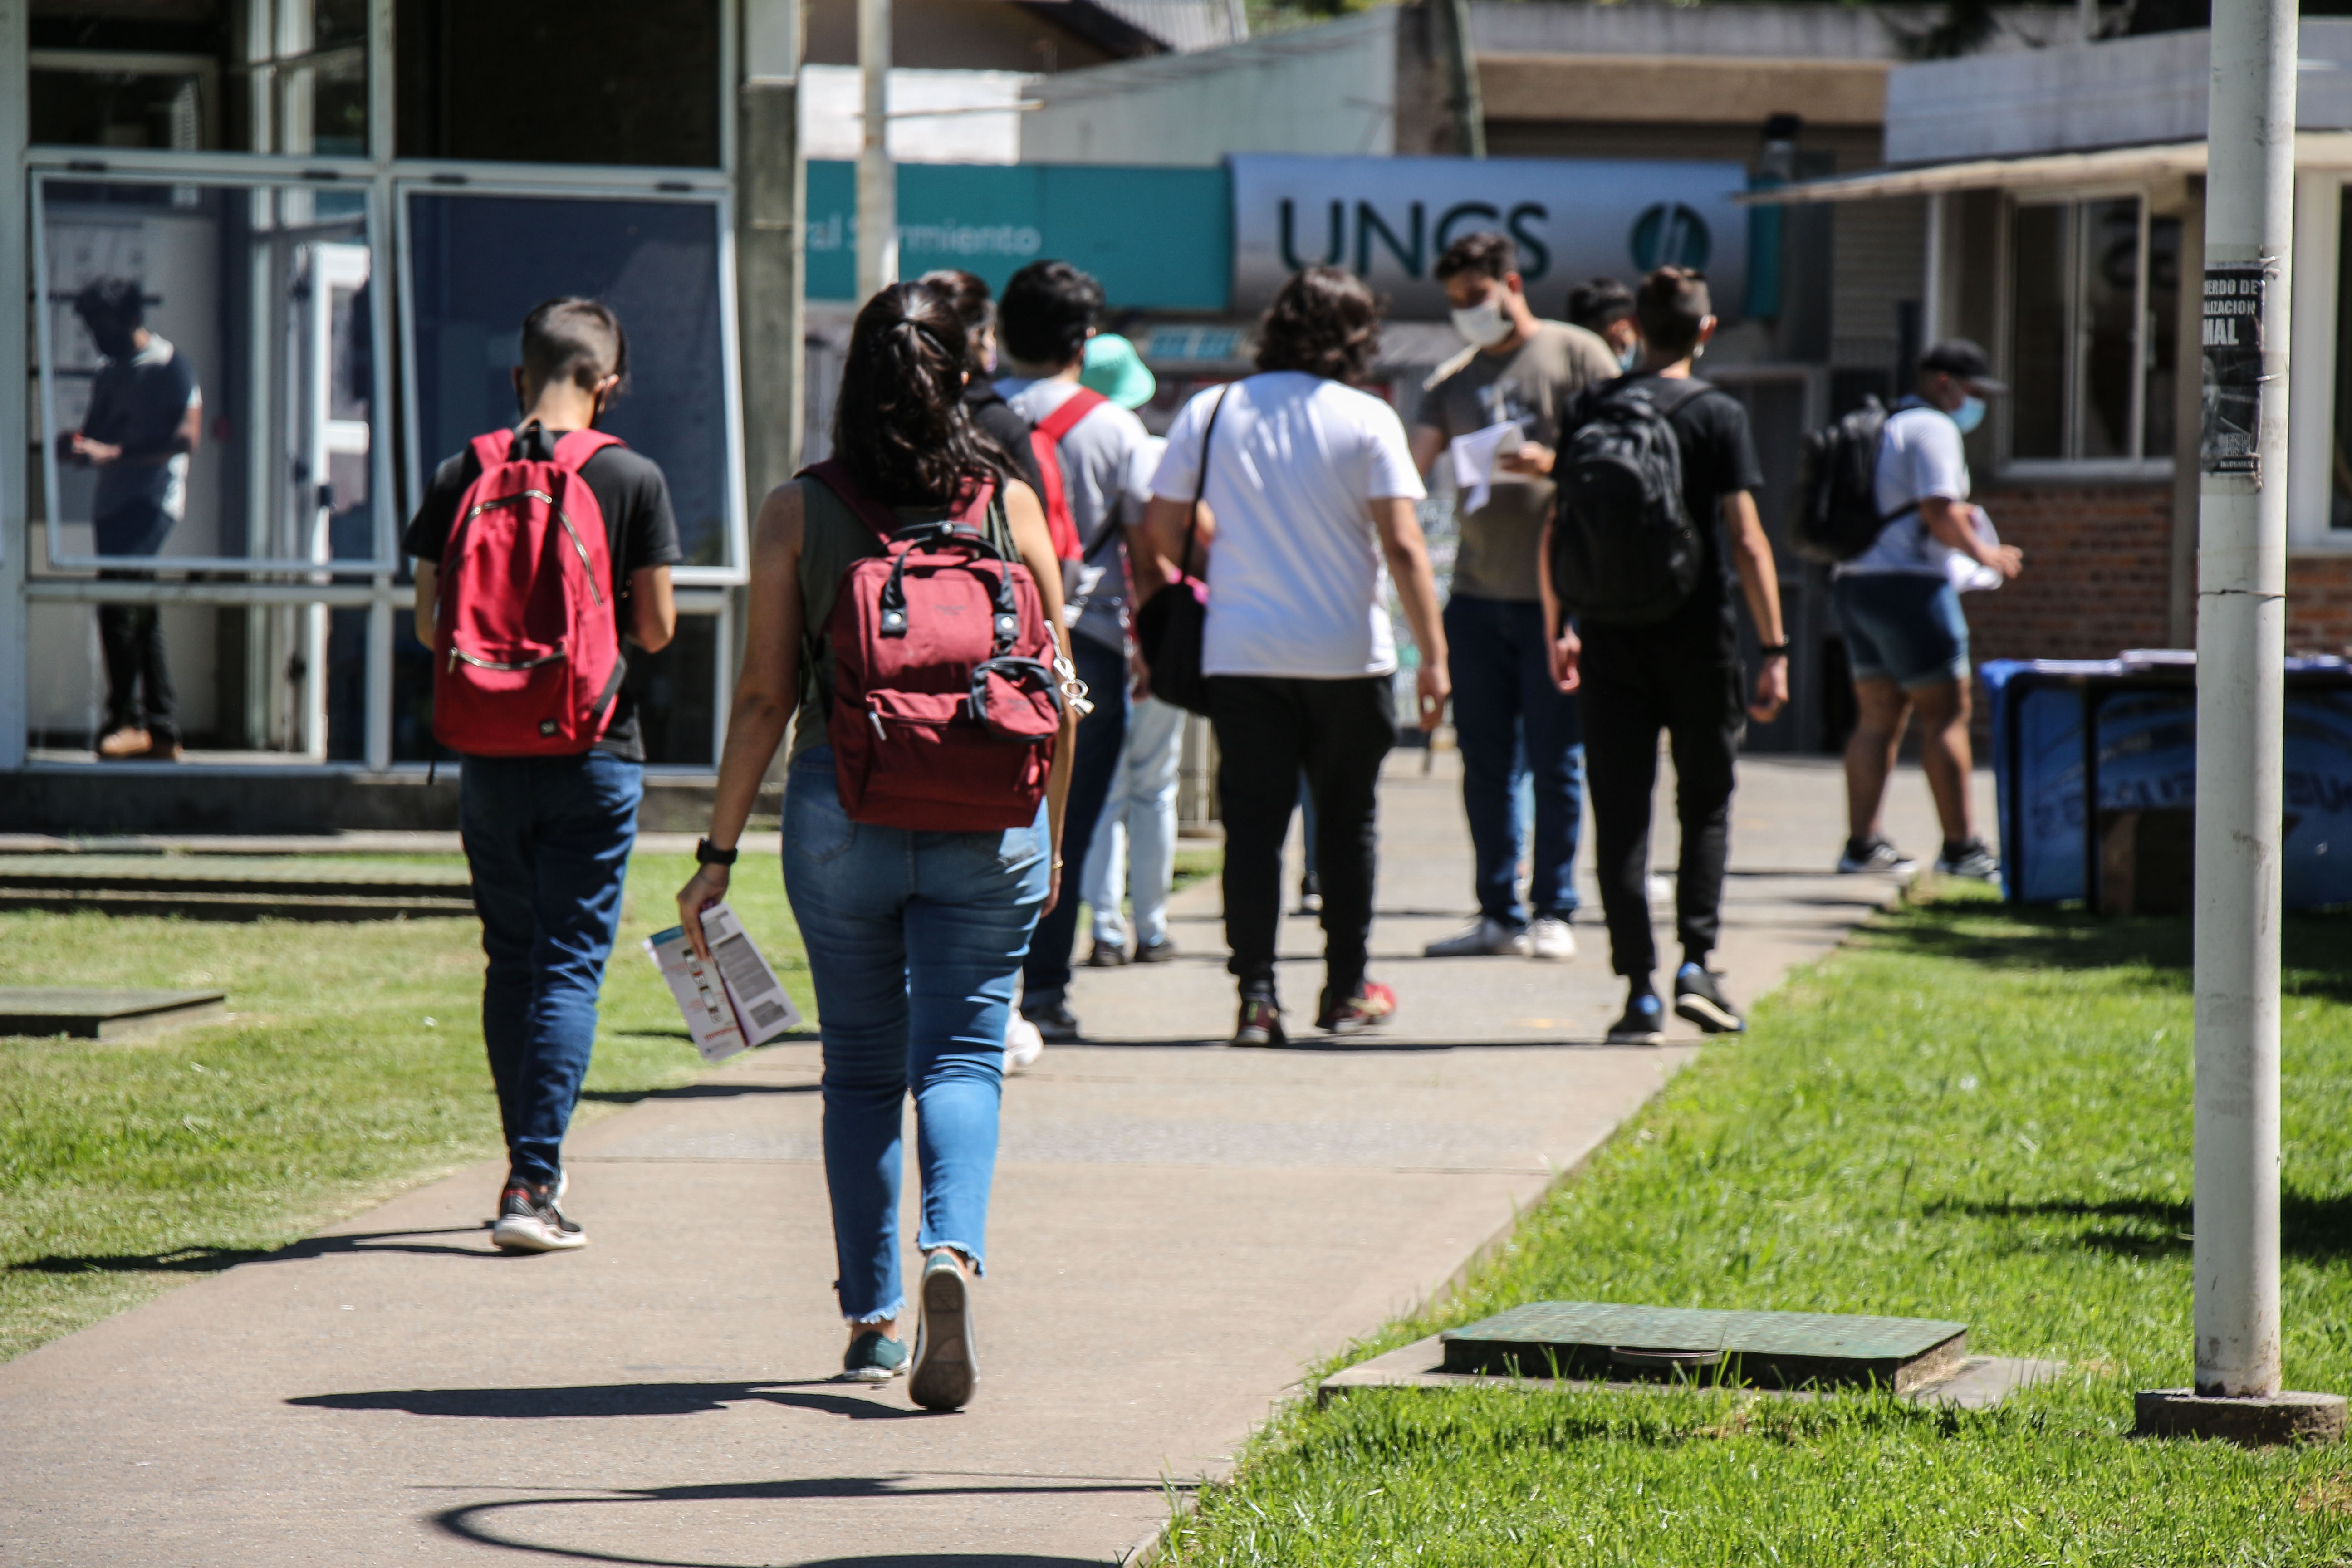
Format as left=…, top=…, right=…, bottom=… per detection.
left=2334, top=191, right=2352, bottom=530
left=405, top=192, right=731, bottom=567
left=2080, top=198, right=2140, bottom=459
left=30, top=0, right=368, bottom=155
left=39, top=177, right=381, bottom=570
left=2143, top=217, right=2182, bottom=460
left=2009, top=204, right=2066, bottom=460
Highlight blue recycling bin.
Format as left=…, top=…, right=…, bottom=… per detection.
left=1984, top=654, right=2352, bottom=909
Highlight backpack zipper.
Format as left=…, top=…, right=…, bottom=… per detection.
left=450, top=643, right=569, bottom=673
left=462, top=490, right=606, bottom=606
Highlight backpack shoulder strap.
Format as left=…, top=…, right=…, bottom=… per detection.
left=467, top=430, right=515, bottom=474
left=550, top=428, right=623, bottom=474
left=1645, top=377, right=1715, bottom=417
left=1034, top=385, right=1109, bottom=444
left=799, top=458, right=901, bottom=543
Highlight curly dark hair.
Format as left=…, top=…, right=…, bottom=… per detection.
left=1434, top=231, right=1515, bottom=284
left=831, top=283, right=1017, bottom=507
left=1253, top=266, right=1383, bottom=385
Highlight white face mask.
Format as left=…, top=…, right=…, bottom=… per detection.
left=1617, top=342, right=1639, bottom=372
left=1450, top=296, right=1514, bottom=349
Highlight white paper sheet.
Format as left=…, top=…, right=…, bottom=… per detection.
left=1447, top=420, right=1523, bottom=516
left=643, top=902, right=805, bottom=1063
left=1948, top=505, right=2004, bottom=593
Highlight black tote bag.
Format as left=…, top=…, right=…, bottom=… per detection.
left=1134, top=387, right=1229, bottom=716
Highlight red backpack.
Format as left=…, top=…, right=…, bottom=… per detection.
left=802, top=460, right=1064, bottom=831
left=431, top=427, right=626, bottom=756
left=1026, top=385, right=1107, bottom=561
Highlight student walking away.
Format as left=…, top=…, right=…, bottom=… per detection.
left=407, top=297, right=681, bottom=1252
left=60, top=278, right=202, bottom=761
left=1831, top=338, right=2022, bottom=880
left=1565, top=277, right=1641, bottom=372
left=1410, top=233, right=1620, bottom=963
left=919, top=269, right=1047, bottom=504
left=1143, top=266, right=1449, bottom=1046
left=677, top=282, right=1076, bottom=1408
left=1539, top=267, right=1789, bottom=1045
left=995, top=260, right=1157, bottom=1043
left=1083, top=436, right=1184, bottom=968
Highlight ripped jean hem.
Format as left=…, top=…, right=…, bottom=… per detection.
left=917, top=1237, right=986, bottom=1278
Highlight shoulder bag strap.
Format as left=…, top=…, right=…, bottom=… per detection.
left=1176, top=386, right=1231, bottom=585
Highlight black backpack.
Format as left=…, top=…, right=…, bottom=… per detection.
left=1789, top=396, right=1911, bottom=563
left=1549, top=378, right=1709, bottom=627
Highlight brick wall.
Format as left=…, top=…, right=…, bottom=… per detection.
left=2288, top=553, right=2352, bottom=655
left=1967, top=481, right=2176, bottom=666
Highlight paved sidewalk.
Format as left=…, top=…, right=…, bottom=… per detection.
left=0, top=754, right=1981, bottom=1568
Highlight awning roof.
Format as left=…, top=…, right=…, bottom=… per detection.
left=1740, top=132, right=2352, bottom=203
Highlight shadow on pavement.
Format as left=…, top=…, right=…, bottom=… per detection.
left=427, top=1477, right=1168, bottom=1567
left=292, top=1381, right=940, bottom=1421
left=5, top=1227, right=490, bottom=1275
left=578, top=1081, right=820, bottom=1104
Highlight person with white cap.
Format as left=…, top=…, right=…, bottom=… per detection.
left=1833, top=337, right=2024, bottom=882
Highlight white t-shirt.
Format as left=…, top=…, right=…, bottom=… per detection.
left=997, top=376, right=1154, bottom=652
left=1150, top=372, right=1426, bottom=679
left=1838, top=398, right=1970, bottom=578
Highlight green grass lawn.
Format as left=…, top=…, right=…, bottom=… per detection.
left=1163, top=885, right=2352, bottom=1566
left=0, top=850, right=807, bottom=1363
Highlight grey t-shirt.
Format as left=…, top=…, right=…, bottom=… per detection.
left=998, top=376, right=1153, bottom=653
left=1414, top=321, right=1620, bottom=603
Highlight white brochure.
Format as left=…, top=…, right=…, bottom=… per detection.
left=696, top=902, right=804, bottom=1046
left=643, top=902, right=804, bottom=1063
left=1447, top=420, right=1524, bottom=516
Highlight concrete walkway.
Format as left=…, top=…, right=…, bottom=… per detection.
left=0, top=753, right=1980, bottom=1568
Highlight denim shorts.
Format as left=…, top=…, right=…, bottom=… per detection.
left=1833, top=572, right=1970, bottom=690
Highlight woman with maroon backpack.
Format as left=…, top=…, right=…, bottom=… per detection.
left=677, top=283, right=1076, bottom=1411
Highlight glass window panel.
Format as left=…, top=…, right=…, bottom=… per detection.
left=404, top=191, right=732, bottom=567
left=2334, top=190, right=2352, bottom=530
left=2143, top=216, right=2182, bottom=460
left=37, top=176, right=386, bottom=571
left=390, top=610, right=720, bottom=766
left=2009, top=204, right=2068, bottom=460
left=393, top=0, right=720, bottom=167
left=2080, top=198, right=2142, bottom=459
left=25, top=596, right=366, bottom=760
left=30, top=0, right=369, bottom=155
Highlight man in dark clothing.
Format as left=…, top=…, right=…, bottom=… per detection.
left=59, top=277, right=202, bottom=760
left=1540, top=267, right=1789, bottom=1045
left=919, top=269, right=1047, bottom=497
left=405, top=297, right=681, bottom=1253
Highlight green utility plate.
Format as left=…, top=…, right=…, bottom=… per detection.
left=0, top=987, right=227, bottom=1041
left=1441, top=1302, right=1970, bottom=1393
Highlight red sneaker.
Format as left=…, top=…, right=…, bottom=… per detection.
left=1318, top=979, right=1396, bottom=1035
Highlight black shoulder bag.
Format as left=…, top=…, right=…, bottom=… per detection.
left=1133, top=386, right=1230, bottom=716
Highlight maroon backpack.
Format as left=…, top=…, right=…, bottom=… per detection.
left=802, top=460, right=1063, bottom=831
left=432, top=426, right=626, bottom=756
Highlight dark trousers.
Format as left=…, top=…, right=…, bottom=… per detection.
left=1580, top=625, right=1743, bottom=980
left=1445, top=594, right=1583, bottom=927
left=1209, top=674, right=1396, bottom=1005
left=97, top=572, right=177, bottom=743
left=1023, top=635, right=1130, bottom=1002
left=460, top=750, right=644, bottom=1186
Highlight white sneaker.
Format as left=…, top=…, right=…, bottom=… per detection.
left=1526, top=916, right=1577, bottom=961
left=1002, top=1014, right=1045, bottom=1074
left=1423, top=917, right=1530, bottom=958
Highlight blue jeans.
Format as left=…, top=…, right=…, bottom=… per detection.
left=1023, top=634, right=1129, bottom=1004
left=1443, top=595, right=1584, bottom=928
left=459, top=749, right=644, bottom=1187
left=785, top=747, right=1050, bottom=1323
left=1834, top=572, right=1970, bottom=690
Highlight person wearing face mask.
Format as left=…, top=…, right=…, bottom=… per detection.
left=1831, top=338, right=2024, bottom=882
left=1408, top=234, right=1621, bottom=963
left=1565, top=277, right=1641, bottom=373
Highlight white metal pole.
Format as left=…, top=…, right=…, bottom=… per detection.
left=2193, top=0, right=2293, bottom=1400
left=855, top=0, right=895, bottom=301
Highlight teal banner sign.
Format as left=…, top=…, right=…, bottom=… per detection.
left=807, top=162, right=1230, bottom=311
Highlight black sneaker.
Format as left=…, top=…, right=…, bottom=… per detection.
left=1838, top=837, right=1918, bottom=875
left=1935, top=839, right=1999, bottom=880
left=1672, top=963, right=1745, bottom=1034
left=1024, top=996, right=1082, bottom=1042
left=1086, top=940, right=1129, bottom=968
left=1231, top=997, right=1286, bottom=1047
left=1134, top=936, right=1178, bottom=965
left=491, top=1181, right=586, bottom=1252
left=1606, top=990, right=1666, bottom=1046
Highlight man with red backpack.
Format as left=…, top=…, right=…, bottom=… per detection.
left=993, top=260, right=1157, bottom=1043
left=406, top=297, right=681, bottom=1252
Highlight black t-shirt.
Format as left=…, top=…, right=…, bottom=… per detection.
left=964, top=379, right=1047, bottom=500
left=402, top=424, right=683, bottom=761
left=1569, top=373, right=1764, bottom=647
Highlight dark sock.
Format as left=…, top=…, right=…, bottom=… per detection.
left=1626, top=975, right=1657, bottom=1000
left=1845, top=835, right=1875, bottom=859
left=1942, top=840, right=1974, bottom=859
left=1681, top=950, right=1710, bottom=975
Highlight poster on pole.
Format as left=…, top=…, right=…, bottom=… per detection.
left=2200, top=263, right=2265, bottom=479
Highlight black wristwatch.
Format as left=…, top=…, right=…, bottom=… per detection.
left=695, top=837, right=739, bottom=867
left=1757, top=642, right=1792, bottom=658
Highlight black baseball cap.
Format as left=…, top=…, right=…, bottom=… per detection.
left=1919, top=338, right=2009, bottom=394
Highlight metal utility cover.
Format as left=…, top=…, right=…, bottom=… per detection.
left=1441, top=1302, right=1969, bottom=1393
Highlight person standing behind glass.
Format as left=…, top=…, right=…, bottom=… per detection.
left=677, top=283, right=1076, bottom=1409
left=60, top=278, right=201, bottom=761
